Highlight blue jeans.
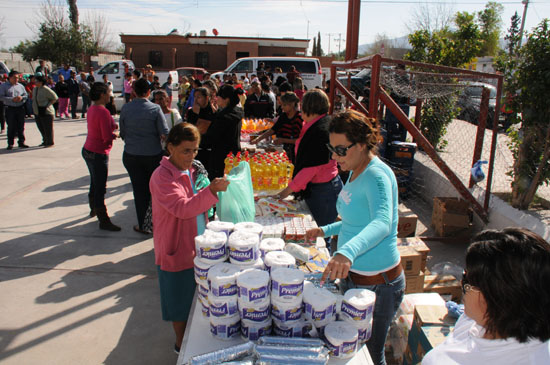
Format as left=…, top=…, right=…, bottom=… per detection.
left=81, top=94, right=90, bottom=116
left=82, top=148, right=109, bottom=209
left=304, top=175, right=343, bottom=227
left=343, top=271, right=405, bottom=365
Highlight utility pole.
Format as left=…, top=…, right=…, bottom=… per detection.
left=519, top=0, right=529, bottom=47
left=337, top=33, right=343, bottom=55
left=326, top=33, right=333, bottom=54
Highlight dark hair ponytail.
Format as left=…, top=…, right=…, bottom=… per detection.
left=218, top=84, right=240, bottom=109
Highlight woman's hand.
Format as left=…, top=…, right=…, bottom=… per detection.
left=305, top=228, right=323, bottom=244
left=209, top=177, right=230, bottom=194
left=320, top=254, right=351, bottom=286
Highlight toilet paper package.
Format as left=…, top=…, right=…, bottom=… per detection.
left=206, top=221, right=235, bottom=237
left=208, top=263, right=241, bottom=298
left=238, top=297, right=271, bottom=322
left=194, top=256, right=215, bottom=283
left=271, top=297, right=303, bottom=322
left=197, top=279, right=209, bottom=298
left=233, top=257, right=265, bottom=271
left=210, top=314, right=241, bottom=340
left=200, top=298, right=210, bottom=318
left=259, top=238, right=285, bottom=258
left=209, top=294, right=239, bottom=318
left=323, top=321, right=359, bottom=359
left=237, top=269, right=270, bottom=304
left=241, top=318, right=272, bottom=341
left=272, top=318, right=313, bottom=338
left=228, top=231, right=260, bottom=264
left=284, top=242, right=311, bottom=263
left=342, top=315, right=373, bottom=343
left=303, top=281, right=337, bottom=326
left=270, top=268, right=304, bottom=303
left=195, top=230, right=228, bottom=264
left=264, top=251, right=296, bottom=272
left=340, top=288, right=376, bottom=324
left=234, top=222, right=264, bottom=239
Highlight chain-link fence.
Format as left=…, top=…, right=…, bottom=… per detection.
left=329, top=55, right=506, bottom=233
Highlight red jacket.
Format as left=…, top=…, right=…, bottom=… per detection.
left=150, top=156, right=218, bottom=272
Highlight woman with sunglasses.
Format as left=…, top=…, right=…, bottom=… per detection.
left=149, top=123, right=229, bottom=354
left=423, top=228, right=550, bottom=364
left=305, top=109, right=403, bottom=365
left=274, top=89, right=342, bottom=228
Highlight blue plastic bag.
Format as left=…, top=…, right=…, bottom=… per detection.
left=471, top=160, right=488, bottom=183
left=216, top=161, right=255, bottom=223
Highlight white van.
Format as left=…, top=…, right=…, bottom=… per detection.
left=96, top=60, right=135, bottom=93
left=213, top=57, right=323, bottom=90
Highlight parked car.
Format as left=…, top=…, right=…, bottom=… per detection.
left=457, top=82, right=498, bottom=128
left=96, top=60, right=135, bottom=93
left=176, top=67, right=208, bottom=81
left=0, top=61, right=9, bottom=78
left=334, top=68, right=372, bottom=99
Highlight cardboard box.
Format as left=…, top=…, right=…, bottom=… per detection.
left=398, top=213, right=418, bottom=238
left=398, top=245, right=422, bottom=276
left=397, top=237, right=430, bottom=272
left=423, top=274, right=462, bottom=302
left=432, top=197, right=473, bottom=237
left=405, top=271, right=425, bottom=294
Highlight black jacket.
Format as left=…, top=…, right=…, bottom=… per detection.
left=67, top=78, right=80, bottom=96
left=244, top=92, right=274, bottom=119
left=54, top=81, right=69, bottom=98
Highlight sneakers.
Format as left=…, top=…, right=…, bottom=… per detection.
left=7, top=145, right=13, bottom=150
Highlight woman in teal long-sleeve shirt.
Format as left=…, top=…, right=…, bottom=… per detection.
left=306, top=110, right=405, bottom=365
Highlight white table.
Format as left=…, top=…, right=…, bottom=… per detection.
left=176, top=290, right=374, bottom=365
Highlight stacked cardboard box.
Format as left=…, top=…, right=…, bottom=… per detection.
left=423, top=274, right=462, bottom=302
left=403, top=305, right=456, bottom=365
left=397, top=210, right=418, bottom=238
left=397, top=238, right=430, bottom=294
left=432, top=197, right=473, bottom=237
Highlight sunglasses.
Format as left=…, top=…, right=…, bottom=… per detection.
left=326, top=142, right=356, bottom=157
left=461, top=272, right=479, bottom=294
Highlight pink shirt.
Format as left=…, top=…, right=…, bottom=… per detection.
left=83, top=105, right=118, bottom=154
left=289, top=114, right=339, bottom=192
left=150, top=157, right=218, bottom=272
left=124, top=79, right=133, bottom=94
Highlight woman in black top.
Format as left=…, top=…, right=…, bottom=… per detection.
left=206, top=84, right=243, bottom=179
left=186, top=87, right=216, bottom=172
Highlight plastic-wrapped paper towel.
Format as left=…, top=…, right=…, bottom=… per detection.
left=195, top=230, right=228, bottom=264
left=340, top=288, right=376, bottom=324
left=188, top=341, right=254, bottom=364
left=241, top=318, right=272, bottom=341
left=238, top=296, right=271, bottom=322
left=284, top=242, right=311, bottom=263
left=206, top=220, right=235, bottom=237
left=264, top=251, right=296, bottom=272
left=271, top=298, right=303, bottom=322
left=228, top=231, right=260, bottom=264
left=270, top=268, right=304, bottom=303
left=209, top=314, right=241, bottom=340
left=209, top=294, right=239, bottom=318
left=323, top=320, right=359, bottom=359
left=208, top=263, right=240, bottom=298
left=303, top=281, right=337, bottom=326
left=237, top=269, right=270, bottom=304
left=272, top=317, right=313, bottom=338
left=234, top=221, right=264, bottom=238
left=194, top=256, right=215, bottom=283
left=259, top=238, right=285, bottom=258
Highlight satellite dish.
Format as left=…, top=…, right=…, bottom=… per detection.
left=213, top=28, right=219, bottom=36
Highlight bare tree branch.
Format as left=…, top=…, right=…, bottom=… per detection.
left=82, top=10, right=116, bottom=52
left=407, top=1, right=455, bottom=33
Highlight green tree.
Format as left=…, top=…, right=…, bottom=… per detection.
left=477, top=1, right=504, bottom=56
left=312, top=36, right=317, bottom=57
left=317, top=32, right=323, bottom=56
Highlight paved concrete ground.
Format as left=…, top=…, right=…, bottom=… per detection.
left=0, top=116, right=176, bottom=364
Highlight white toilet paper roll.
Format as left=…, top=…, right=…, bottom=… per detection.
left=272, top=317, right=312, bottom=338
left=208, top=263, right=241, bottom=298
left=324, top=321, right=359, bottom=359
left=237, top=269, right=270, bottom=304
left=241, top=318, right=272, bottom=341
left=195, top=230, right=228, bottom=264
left=340, top=288, right=376, bottom=323
left=194, top=256, right=215, bottom=283
left=209, top=294, right=239, bottom=318
left=238, top=297, right=271, bottom=322
left=209, top=314, right=240, bottom=340
left=341, top=314, right=373, bottom=343
left=234, top=222, right=264, bottom=238
left=233, top=257, right=265, bottom=271
left=228, top=231, right=260, bottom=264
left=271, top=297, right=303, bottom=322
left=303, top=281, right=337, bottom=326
left=270, top=267, right=304, bottom=303
left=206, top=221, right=235, bottom=236
left=264, top=251, right=296, bottom=272
left=259, top=238, right=285, bottom=258
left=200, top=299, right=210, bottom=318
left=196, top=279, right=209, bottom=298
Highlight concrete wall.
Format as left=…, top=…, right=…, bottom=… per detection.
left=226, top=41, right=259, bottom=65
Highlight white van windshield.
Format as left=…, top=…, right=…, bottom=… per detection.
left=264, top=60, right=317, bottom=73
left=230, top=60, right=253, bottom=73
left=98, top=63, right=119, bottom=75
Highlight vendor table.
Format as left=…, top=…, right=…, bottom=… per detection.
left=176, top=290, right=374, bottom=365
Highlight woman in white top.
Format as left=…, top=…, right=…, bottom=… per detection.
left=423, top=228, right=550, bottom=365
left=153, top=89, right=182, bottom=129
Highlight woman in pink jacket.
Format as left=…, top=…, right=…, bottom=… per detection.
left=149, top=123, right=229, bottom=354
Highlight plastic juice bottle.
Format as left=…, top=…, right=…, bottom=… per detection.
left=250, top=158, right=257, bottom=190
left=257, top=159, right=265, bottom=190
left=224, top=153, right=233, bottom=172
left=224, top=158, right=233, bottom=175
left=271, top=159, right=279, bottom=189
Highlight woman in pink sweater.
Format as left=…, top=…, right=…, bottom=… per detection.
left=82, top=82, right=120, bottom=231
left=149, top=123, right=229, bottom=354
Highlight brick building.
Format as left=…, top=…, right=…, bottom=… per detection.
left=120, top=32, right=309, bottom=72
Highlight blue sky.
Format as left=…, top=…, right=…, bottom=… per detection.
left=1, top=0, right=549, bottom=53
